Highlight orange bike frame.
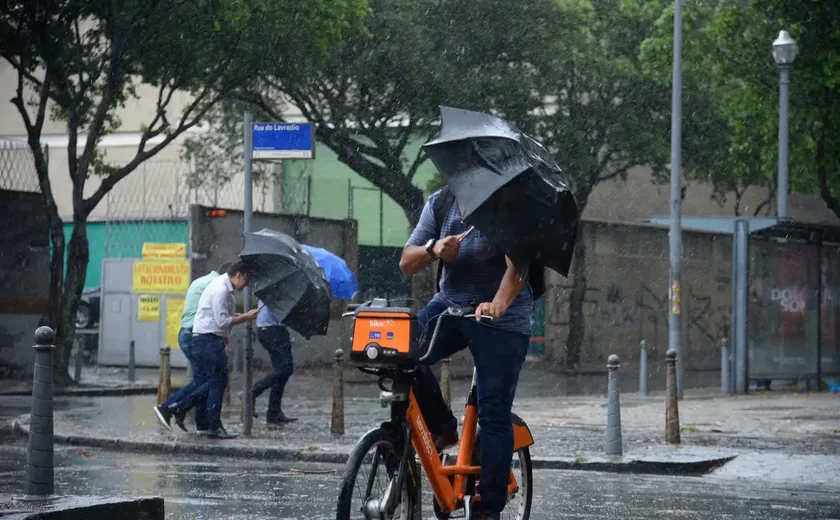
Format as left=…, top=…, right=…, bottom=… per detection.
left=406, top=390, right=521, bottom=513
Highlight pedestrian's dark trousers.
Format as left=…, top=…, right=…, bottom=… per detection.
left=412, top=299, right=529, bottom=514
left=186, top=333, right=228, bottom=431
left=160, top=328, right=209, bottom=430
left=254, top=326, right=294, bottom=421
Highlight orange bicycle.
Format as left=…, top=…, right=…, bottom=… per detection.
left=336, top=299, right=534, bottom=520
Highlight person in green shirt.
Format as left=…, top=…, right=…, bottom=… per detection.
left=157, top=261, right=231, bottom=433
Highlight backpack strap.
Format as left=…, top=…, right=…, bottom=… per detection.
left=433, top=186, right=456, bottom=292
left=433, top=186, right=455, bottom=237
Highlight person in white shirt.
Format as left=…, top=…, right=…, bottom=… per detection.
left=154, top=261, right=257, bottom=439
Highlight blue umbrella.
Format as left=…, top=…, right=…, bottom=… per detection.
left=302, top=245, right=360, bottom=300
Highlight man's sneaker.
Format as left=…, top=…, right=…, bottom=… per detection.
left=433, top=425, right=459, bottom=452
left=266, top=413, right=298, bottom=425
left=152, top=405, right=172, bottom=431
left=207, top=426, right=238, bottom=439
left=195, top=428, right=209, bottom=436
left=173, top=409, right=189, bottom=433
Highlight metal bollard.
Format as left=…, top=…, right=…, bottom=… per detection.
left=721, top=338, right=730, bottom=395
left=157, top=346, right=171, bottom=403
left=73, top=335, right=83, bottom=383
left=440, top=358, right=452, bottom=407
left=331, top=349, right=345, bottom=436
left=23, top=327, right=57, bottom=499
left=665, top=349, right=681, bottom=444
left=604, top=355, right=623, bottom=456
left=639, top=339, right=649, bottom=396
left=128, top=340, right=136, bottom=382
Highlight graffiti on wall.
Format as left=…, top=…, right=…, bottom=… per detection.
left=546, top=274, right=730, bottom=367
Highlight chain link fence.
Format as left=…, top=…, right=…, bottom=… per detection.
left=99, top=159, right=283, bottom=258
left=0, top=138, right=41, bottom=193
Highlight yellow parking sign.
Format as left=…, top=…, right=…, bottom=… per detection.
left=138, top=295, right=160, bottom=322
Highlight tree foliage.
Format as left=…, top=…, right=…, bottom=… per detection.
left=223, top=0, right=547, bottom=224
left=641, top=0, right=840, bottom=218
left=191, top=0, right=676, bottom=366
left=0, top=0, right=367, bottom=382
left=479, top=0, right=674, bottom=366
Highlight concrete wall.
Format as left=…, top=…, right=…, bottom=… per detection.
left=188, top=205, right=358, bottom=366
left=0, top=191, right=51, bottom=376
left=544, top=220, right=733, bottom=381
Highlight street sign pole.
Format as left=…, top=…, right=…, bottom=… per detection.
left=243, top=111, right=255, bottom=436
left=669, top=0, right=684, bottom=398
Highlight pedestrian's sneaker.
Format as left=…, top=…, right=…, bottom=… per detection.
left=207, top=426, right=238, bottom=439
left=173, top=409, right=189, bottom=433
left=152, top=405, right=173, bottom=431
left=195, top=428, right=209, bottom=436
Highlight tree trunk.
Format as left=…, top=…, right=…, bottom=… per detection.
left=54, top=221, right=89, bottom=384
left=46, top=208, right=64, bottom=333
left=816, top=87, right=840, bottom=220
left=565, top=230, right=587, bottom=369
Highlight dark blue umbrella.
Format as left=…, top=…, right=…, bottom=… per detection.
left=240, top=229, right=331, bottom=338
left=302, top=245, right=360, bottom=300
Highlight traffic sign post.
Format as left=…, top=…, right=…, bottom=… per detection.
left=243, top=112, right=255, bottom=436
left=243, top=117, right=315, bottom=435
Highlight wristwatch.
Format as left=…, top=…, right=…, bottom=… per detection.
left=425, top=238, right=438, bottom=259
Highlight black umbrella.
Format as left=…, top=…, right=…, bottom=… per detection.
left=239, top=228, right=331, bottom=338
left=423, top=106, right=579, bottom=277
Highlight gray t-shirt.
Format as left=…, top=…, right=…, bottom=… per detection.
left=406, top=190, right=533, bottom=336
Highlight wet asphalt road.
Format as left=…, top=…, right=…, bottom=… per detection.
left=1, top=443, right=839, bottom=519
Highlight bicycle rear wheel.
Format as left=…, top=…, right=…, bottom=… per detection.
left=503, top=447, right=533, bottom=520
left=433, top=447, right=533, bottom=520
left=336, top=427, right=419, bottom=520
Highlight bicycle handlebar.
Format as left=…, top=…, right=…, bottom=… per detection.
left=418, top=309, right=493, bottom=363
left=341, top=303, right=362, bottom=317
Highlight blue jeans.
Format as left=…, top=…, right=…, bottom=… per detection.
left=161, top=329, right=209, bottom=429
left=254, top=326, right=294, bottom=421
left=192, top=334, right=229, bottom=431
left=413, top=299, right=529, bottom=514
left=166, top=334, right=228, bottom=431
left=174, top=329, right=208, bottom=429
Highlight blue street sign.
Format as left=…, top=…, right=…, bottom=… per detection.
left=252, top=122, right=315, bottom=160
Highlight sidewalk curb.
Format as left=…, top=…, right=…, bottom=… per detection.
left=530, top=455, right=735, bottom=475
left=0, top=495, right=163, bottom=520
left=11, top=421, right=736, bottom=475
left=0, top=385, right=179, bottom=398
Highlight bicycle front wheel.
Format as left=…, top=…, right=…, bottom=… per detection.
left=336, top=427, right=419, bottom=520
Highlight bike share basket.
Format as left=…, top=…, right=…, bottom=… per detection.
left=349, top=298, right=420, bottom=366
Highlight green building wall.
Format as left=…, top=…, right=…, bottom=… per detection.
left=63, top=220, right=188, bottom=290
left=281, top=137, right=438, bottom=247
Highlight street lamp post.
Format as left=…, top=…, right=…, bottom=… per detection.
left=669, top=0, right=684, bottom=399
left=773, top=30, right=797, bottom=220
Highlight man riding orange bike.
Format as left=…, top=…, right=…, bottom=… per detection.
left=399, top=187, right=533, bottom=520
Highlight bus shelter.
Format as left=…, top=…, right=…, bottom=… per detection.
left=648, top=216, right=840, bottom=393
